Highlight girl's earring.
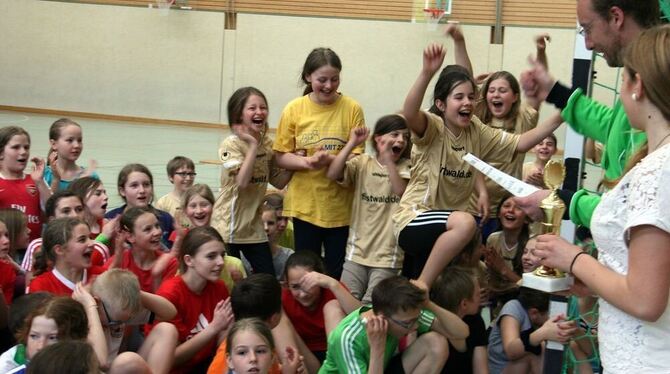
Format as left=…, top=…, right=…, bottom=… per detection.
left=632, top=93, right=638, bottom=101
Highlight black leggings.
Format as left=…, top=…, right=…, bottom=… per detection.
left=225, top=242, right=275, bottom=277
left=293, top=218, right=349, bottom=280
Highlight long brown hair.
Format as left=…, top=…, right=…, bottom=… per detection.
left=603, top=25, right=670, bottom=188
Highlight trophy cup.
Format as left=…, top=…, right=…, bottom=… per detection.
left=522, top=160, right=573, bottom=292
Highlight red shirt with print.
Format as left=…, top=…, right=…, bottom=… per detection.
left=154, top=276, right=229, bottom=374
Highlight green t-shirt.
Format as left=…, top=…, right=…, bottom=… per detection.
left=318, top=306, right=435, bottom=374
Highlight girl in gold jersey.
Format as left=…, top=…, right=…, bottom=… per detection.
left=212, top=87, right=292, bottom=278
left=471, top=35, right=550, bottom=241
left=327, top=114, right=411, bottom=304
left=395, top=43, right=563, bottom=290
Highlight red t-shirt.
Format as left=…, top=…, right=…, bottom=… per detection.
left=154, top=276, right=229, bottom=374
left=105, top=250, right=178, bottom=293
left=281, top=287, right=337, bottom=352
left=0, top=260, right=16, bottom=303
left=90, top=242, right=110, bottom=267
left=28, top=266, right=106, bottom=295
left=0, top=175, right=42, bottom=241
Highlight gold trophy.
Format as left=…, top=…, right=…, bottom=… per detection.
left=522, top=160, right=573, bottom=292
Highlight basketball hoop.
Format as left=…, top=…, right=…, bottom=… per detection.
left=423, top=8, right=447, bottom=30
left=155, top=0, right=173, bottom=15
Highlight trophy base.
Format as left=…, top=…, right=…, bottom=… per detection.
left=522, top=272, right=573, bottom=293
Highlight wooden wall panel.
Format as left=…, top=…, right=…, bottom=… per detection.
left=235, top=0, right=413, bottom=21
left=502, top=0, right=576, bottom=28
left=449, top=0, right=497, bottom=25
left=62, top=0, right=576, bottom=27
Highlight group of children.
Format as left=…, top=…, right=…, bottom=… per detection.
left=0, top=23, right=577, bottom=374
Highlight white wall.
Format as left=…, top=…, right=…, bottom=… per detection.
left=0, top=1, right=225, bottom=122
left=1, top=0, right=579, bottom=138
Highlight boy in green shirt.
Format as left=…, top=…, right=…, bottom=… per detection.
left=319, top=276, right=468, bottom=374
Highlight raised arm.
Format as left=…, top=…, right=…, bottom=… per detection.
left=301, top=271, right=361, bottom=314
left=47, top=151, right=62, bottom=192
left=525, top=33, right=552, bottom=110
left=445, top=22, right=473, bottom=76
left=72, top=283, right=109, bottom=370
left=231, top=126, right=260, bottom=189
left=403, top=44, right=446, bottom=138
left=151, top=254, right=177, bottom=292
left=327, top=127, right=369, bottom=181
left=517, top=112, right=562, bottom=152
left=534, top=33, right=550, bottom=73
left=106, top=232, right=128, bottom=270
left=366, top=315, right=388, bottom=374
left=30, top=157, right=52, bottom=208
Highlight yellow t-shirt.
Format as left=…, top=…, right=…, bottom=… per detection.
left=212, top=135, right=280, bottom=243
left=340, top=154, right=410, bottom=269
left=468, top=103, right=538, bottom=216
left=273, top=94, right=365, bottom=228
left=155, top=193, right=190, bottom=228
left=393, top=112, right=520, bottom=233
left=486, top=231, right=519, bottom=293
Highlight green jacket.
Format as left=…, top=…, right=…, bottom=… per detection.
left=561, top=88, right=647, bottom=227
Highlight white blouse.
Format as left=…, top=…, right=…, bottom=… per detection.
left=590, top=143, right=670, bottom=373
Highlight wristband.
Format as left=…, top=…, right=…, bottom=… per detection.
left=570, top=251, right=588, bottom=274
left=520, top=329, right=542, bottom=355
left=546, top=81, right=574, bottom=109
left=95, top=233, right=110, bottom=246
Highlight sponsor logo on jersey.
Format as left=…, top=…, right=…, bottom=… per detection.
left=26, top=184, right=37, bottom=196
left=439, top=167, right=472, bottom=179
left=361, top=193, right=400, bottom=204
left=187, top=314, right=210, bottom=340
